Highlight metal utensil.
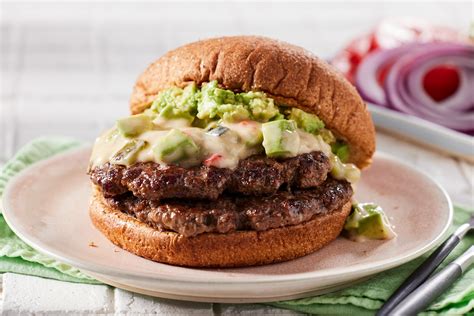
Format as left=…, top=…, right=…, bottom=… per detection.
left=390, top=245, right=474, bottom=315
left=377, top=214, right=474, bottom=315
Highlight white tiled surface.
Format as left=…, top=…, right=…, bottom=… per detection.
left=2, top=274, right=114, bottom=315
left=0, top=1, right=473, bottom=315
left=2, top=273, right=304, bottom=315
left=114, top=289, right=213, bottom=315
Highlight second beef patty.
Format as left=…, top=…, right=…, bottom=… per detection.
left=104, top=177, right=353, bottom=237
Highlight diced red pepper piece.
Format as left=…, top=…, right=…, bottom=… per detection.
left=203, top=154, right=223, bottom=167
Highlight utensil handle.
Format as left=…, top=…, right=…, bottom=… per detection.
left=390, top=263, right=462, bottom=315
left=376, top=234, right=460, bottom=315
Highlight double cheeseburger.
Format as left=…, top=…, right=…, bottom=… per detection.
left=88, top=36, right=376, bottom=267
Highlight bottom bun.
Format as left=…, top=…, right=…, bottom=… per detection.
left=89, top=187, right=352, bottom=268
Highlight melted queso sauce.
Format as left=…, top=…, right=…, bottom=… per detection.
left=90, top=120, right=332, bottom=170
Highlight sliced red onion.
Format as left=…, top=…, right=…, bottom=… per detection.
left=356, top=42, right=474, bottom=134
left=385, top=43, right=474, bottom=132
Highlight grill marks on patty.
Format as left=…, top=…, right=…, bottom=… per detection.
left=105, top=178, right=353, bottom=237
left=89, top=151, right=331, bottom=201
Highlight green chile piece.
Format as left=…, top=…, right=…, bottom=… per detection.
left=111, top=139, right=147, bottom=165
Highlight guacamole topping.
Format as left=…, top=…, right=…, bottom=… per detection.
left=90, top=81, right=359, bottom=182
left=150, top=81, right=283, bottom=124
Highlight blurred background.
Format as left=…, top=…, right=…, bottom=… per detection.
left=1, top=1, right=472, bottom=158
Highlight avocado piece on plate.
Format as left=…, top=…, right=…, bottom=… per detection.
left=344, top=203, right=396, bottom=241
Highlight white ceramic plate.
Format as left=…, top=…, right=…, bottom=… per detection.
left=369, top=103, right=474, bottom=161
left=2, top=147, right=453, bottom=302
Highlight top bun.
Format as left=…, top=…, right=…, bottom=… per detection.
left=130, top=36, right=375, bottom=168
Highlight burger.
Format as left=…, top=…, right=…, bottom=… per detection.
left=87, top=36, right=376, bottom=267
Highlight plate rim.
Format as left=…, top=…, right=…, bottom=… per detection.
left=2, top=146, right=453, bottom=285
left=84, top=270, right=373, bottom=303
left=368, top=103, right=474, bottom=162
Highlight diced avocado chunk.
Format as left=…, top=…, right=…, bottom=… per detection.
left=117, top=114, right=152, bottom=137
left=288, top=108, right=324, bottom=134
left=110, top=139, right=147, bottom=165
left=358, top=214, right=391, bottom=239
left=153, top=129, right=199, bottom=164
left=142, top=108, right=158, bottom=119
left=344, top=203, right=396, bottom=241
left=331, top=141, right=350, bottom=162
left=262, top=119, right=300, bottom=157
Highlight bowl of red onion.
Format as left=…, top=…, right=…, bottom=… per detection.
left=332, top=18, right=473, bottom=159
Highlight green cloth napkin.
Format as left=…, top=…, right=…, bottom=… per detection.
left=0, top=138, right=472, bottom=314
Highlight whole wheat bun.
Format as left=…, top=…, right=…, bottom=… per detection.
left=90, top=186, right=352, bottom=268
left=130, top=36, right=375, bottom=168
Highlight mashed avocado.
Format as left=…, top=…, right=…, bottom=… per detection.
left=149, top=81, right=287, bottom=125
left=147, top=82, right=334, bottom=138
left=288, top=108, right=324, bottom=134
left=150, top=84, right=198, bottom=122
left=148, top=81, right=282, bottom=124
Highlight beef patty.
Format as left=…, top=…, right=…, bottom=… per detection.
left=89, top=151, right=331, bottom=201
left=104, top=177, right=352, bottom=237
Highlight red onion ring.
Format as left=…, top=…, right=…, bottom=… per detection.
left=354, top=44, right=416, bottom=106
